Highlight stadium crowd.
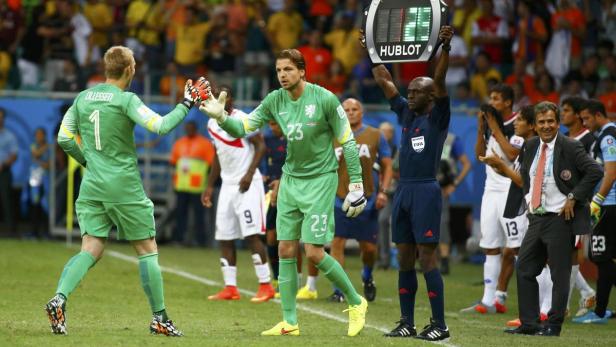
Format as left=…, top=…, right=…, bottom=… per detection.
left=0, top=0, right=613, bottom=110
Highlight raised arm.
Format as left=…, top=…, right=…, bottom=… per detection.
left=200, top=92, right=271, bottom=138
left=126, top=80, right=203, bottom=135
left=57, top=105, right=86, bottom=166
left=434, top=26, right=453, bottom=98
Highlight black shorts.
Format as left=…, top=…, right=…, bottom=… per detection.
left=266, top=204, right=277, bottom=230
left=590, top=205, right=616, bottom=262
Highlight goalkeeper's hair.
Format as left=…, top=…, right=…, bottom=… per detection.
left=104, top=46, right=134, bottom=79
left=277, top=49, right=306, bottom=77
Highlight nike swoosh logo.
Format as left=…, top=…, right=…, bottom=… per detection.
left=315, top=233, right=325, bottom=238
left=278, top=112, right=288, bottom=115
left=280, top=328, right=297, bottom=334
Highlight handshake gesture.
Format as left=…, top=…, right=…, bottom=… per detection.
left=181, top=77, right=212, bottom=109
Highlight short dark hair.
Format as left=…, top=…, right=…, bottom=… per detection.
left=519, top=105, right=535, bottom=125
left=534, top=101, right=560, bottom=123
left=561, top=96, right=586, bottom=114
left=489, top=83, right=514, bottom=104
left=581, top=99, right=607, bottom=118
left=276, top=49, right=306, bottom=71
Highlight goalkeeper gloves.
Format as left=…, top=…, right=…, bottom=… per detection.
left=199, top=90, right=228, bottom=124
left=590, top=193, right=604, bottom=226
left=181, top=77, right=211, bottom=109
left=342, top=182, right=367, bottom=218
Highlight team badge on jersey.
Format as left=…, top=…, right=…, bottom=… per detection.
left=411, top=136, right=425, bottom=153
left=560, top=169, right=572, bottom=181
left=305, top=104, right=316, bottom=118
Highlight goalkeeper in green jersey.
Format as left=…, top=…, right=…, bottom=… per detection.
left=199, top=49, right=368, bottom=337
left=45, top=46, right=208, bottom=336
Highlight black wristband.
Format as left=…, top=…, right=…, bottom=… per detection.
left=181, top=98, right=194, bottom=109
left=441, top=44, right=451, bottom=52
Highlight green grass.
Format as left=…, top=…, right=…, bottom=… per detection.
left=0, top=240, right=615, bottom=346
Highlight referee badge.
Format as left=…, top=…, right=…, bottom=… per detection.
left=411, top=136, right=425, bottom=153
left=560, top=169, right=572, bottom=181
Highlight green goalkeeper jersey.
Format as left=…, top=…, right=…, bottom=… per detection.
left=57, top=83, right=189, bottom=202
left=220, top=82, right=362, bottom=183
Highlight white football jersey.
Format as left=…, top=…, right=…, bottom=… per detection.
left=484, top=114, right=524, bottom=192
left=207, top=109, right=262, bottom=184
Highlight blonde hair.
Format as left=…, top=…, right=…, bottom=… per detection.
left=103, top=46, right=134, bottom=79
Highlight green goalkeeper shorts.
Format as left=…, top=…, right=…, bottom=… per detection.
left=276, top=171, right=337, bottom=245
left=75, top=198, right=156, bottom=241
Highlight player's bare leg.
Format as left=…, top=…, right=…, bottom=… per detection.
left=46, top=235, right=105, bottom=335
left=132, top=237, right=182, bottom=336
left=208, top=240, right=240, bottom=300
left=245, top=234, right=275, bottom=302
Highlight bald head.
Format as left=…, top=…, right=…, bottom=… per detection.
left=407, top=77, right=435, bottom=113
left=342, top=98, right=363, bottom=129
left=379, top=122, right=394, bottom=142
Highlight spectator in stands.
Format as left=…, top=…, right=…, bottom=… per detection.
left=297, top=29, right=332, bottom=86
left=38, top=0, right=77, bottom=90
left=173, top=6, right=209, bottom=76
left=205, top=6, right=240, bottom=90
left=505, top=60, right=535, bottom=96
left=0, top=107, right=17, bottom=234
left=471, top=0, right=509, bottom=66
left=266, top=0, right=302, bottom=54
left=52, top=60, right=80, bottom=92
left=307, top=0, right=334, bottom=32
left=550, top=0, right=586, bottom=69
left=445, top=32, right=469, bottom=95
left=28, top=127, right=50, bottom=239
left=598, top=78, right=616, bottom=117
left=161, top=0, right=188, bottom=62
left=59, top=0, right=92, bottom=68
left=226, top=0, right=249, bottom=33
left=597, top=40, right=615, bottom=80
left=17, top=0, right=44, bottom=89
left=324, top=11, right=360, bottom=75
left=512, top=81, right=531, bottom=112
left=350, top=52, right=381, bottom=103
left=159, top=63, right=185, bottom=102
left=83, top=0, right=113, bottom=66
left=513, top=0, right=547, bottom=66
left=322, top=59, right=347, bottom=97
left=242, top=0, right=271, bottom=78
left=602, top=0, right=616, bottom=41
left=125, top=0, right=164, bottom=69
left=452, top=0, right=482, bottom=52
left=0, top=0, right=24, bottom=87
left=470, top=51, right=502, bottom=102
left=86, top=60, right=105, bottom=88
left=169, top=120, right=216, bottom=246
left=453, top=81, right=480, bottom=115
left=529, top=71, right=559, bottom=105
left=377, top=121, right=397, bottom=270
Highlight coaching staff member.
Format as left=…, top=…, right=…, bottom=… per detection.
left=506, top=101, right=603, bottom=336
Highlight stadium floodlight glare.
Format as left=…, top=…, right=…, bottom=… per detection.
left=363, top=0, right=448, bottom=63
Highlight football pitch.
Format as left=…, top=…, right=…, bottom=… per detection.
left=1, top=240, right=615, bottom=347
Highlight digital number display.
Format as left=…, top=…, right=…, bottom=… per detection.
left=364, top=0, right=447, bottom=63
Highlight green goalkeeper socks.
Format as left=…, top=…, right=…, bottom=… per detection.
left=56, top=251, right=96, bottom=298
left=139, top=253, right=165, bottom=313
left=316, top=253, right=362, bottom=306
left=279, top=258, right=299, bottom=325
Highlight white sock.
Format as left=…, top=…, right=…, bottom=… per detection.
left=252, top=254, right=271, bottom=283
left=538, top=266, right=552, bottom=314
left=494, top=290, right=507, bottom=304
left=220, top=258, right=237, bottom=287
left=575, top=268, right=595, bottom=298
left=481, top=254, right=501, bottom=306
left=307, top=275, right=318, bottom=291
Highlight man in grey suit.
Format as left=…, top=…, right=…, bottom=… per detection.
left=506, top=102, right=603, bottom=336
